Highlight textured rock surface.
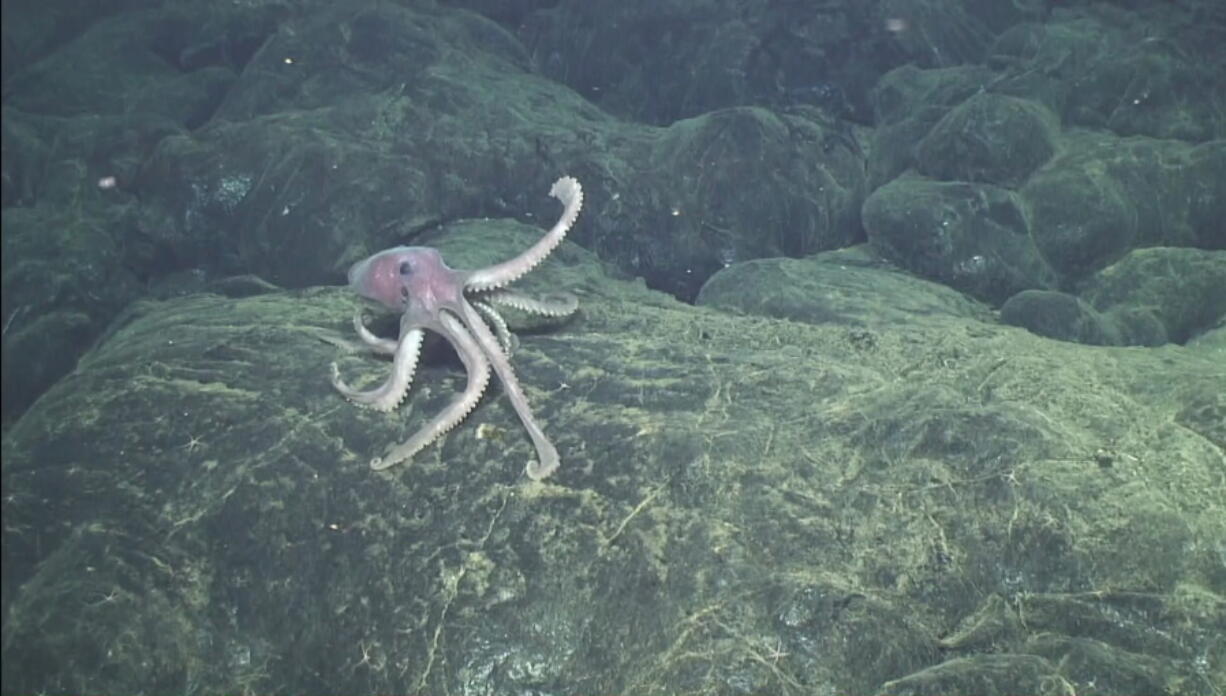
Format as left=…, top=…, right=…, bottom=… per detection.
left=4, top=225, right=1223, bottom=694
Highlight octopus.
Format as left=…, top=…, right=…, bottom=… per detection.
left=331, top=176, right=583, bottom=480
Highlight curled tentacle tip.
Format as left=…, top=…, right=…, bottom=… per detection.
left=550, top=176, right=581, bottom=200
left=526, top=458, right=559, bottom=481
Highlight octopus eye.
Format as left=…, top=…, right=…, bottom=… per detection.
left=398, top=261, right=411, bottom=275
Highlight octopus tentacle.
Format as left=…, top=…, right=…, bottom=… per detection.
left=352, top=312, right=398, bottom=355
left=465, top=176, right=583, bottom=292
left=486, top=290, right=579, bottom=317
left=371, top=312, right=491, bottom=471
left=331, top=327, right=424, bottom=412
left=459, top=301, right=560, bottom=480
left=472, top=300, right=517, bottom=355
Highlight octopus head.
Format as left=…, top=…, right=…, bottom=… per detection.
left=346, top=246, right=461, bottom=313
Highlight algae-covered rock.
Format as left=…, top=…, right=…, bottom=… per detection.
left=4, top=232, right=1223, bottom=695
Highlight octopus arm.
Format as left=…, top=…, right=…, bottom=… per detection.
left=371, top=312, right=491, bottom=471
left=331, top=327, right=424, bottom=412
left=459, top=302, right=560, bottom=480
left=465, top=176, right=583, bottom=292
left=487, top=290, right=579, bottom=318
left=472, top=300, right=517, bottom=355
left=352, top=311, right=398, bottom=355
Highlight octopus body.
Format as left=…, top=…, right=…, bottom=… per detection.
left=331, top=176, right=582, bottom=479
